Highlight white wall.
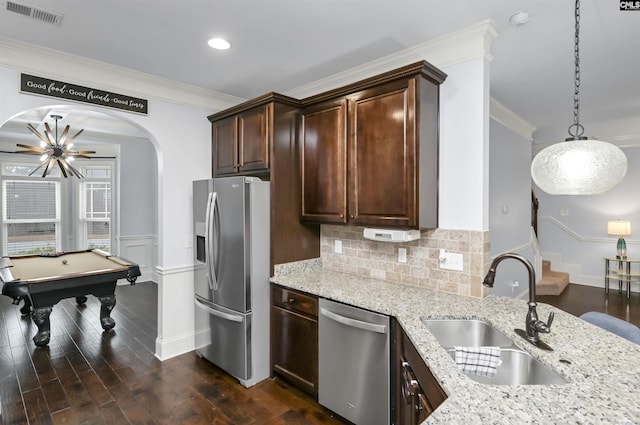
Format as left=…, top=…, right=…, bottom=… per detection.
left=117, top=140, right=158, bottom=282
left=488, top=118, right=534, bottom=298
left=438, top=57, right=490, bottom=232
left=119, top=141, right=157, bottom=236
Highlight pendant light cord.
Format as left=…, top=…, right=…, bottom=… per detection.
left=568, top=0, right=584, bottom=139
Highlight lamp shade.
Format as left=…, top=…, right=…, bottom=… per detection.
left=531, top=139, right=627, bottom=195
left=607, top=220, right=631, bottom=236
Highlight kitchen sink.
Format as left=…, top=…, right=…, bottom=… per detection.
left=421, top=318, right=568, bottom=386
left=444, top=348, right=568, bottom=385
left=421, top=319, right=513, bottom=348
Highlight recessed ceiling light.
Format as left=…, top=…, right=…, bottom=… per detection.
left=208, top=38, right=230, bottom=50
left=509, top=12, right=530, bottom=26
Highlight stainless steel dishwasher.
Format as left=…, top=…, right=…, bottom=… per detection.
left=318, top=298, right=390, bottom=425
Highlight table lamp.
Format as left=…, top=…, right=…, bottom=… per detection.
left=607, top=220, right=631, bottom=259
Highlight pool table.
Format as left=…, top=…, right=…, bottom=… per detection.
left=0, top=249, right=140, bottom=347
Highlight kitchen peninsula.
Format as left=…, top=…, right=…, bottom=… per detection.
left=271, top=260, right=640, bottom=424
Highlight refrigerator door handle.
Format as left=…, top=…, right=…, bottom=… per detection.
left=206, top=192, right=221, bottom=291
left=320, top=307, right=388, bottom=334
left=204, top=192, right=214, bottom=290
left=211, top=191, right=221, bottom=291
left=194, top=297, right=244, bottom=323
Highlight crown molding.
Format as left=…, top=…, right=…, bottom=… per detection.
left=489, top=97, right=535, bottom=141
left=0, top=37, right=244, bottom=113
left=286, top=19, right=499, bottom=99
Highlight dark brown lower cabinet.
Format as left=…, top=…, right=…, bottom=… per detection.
left=271, top=284, right=318, bottom=396
left=394, top=319, right=447, bottom=424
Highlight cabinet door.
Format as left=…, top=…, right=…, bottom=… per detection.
left=271, top=285, right=319, bottom=396
left=271, top=306, right=318, bottom=395
left=348, top=79, right=417, bottom=227
left=212, top=115, right=238, bottom=176
left=300, top=99, right=348, bottom=223
left=394, top=320, right=447, bottom=424
left=238, top=105, right=270, bottom=173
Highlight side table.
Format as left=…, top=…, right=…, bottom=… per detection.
left=604, top=257, right=640, bottom=300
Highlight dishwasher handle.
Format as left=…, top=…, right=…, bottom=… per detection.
left=320, top=307, right=387, bottom=334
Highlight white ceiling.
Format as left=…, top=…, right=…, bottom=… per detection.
left=1, top=0, right=639, bottom=149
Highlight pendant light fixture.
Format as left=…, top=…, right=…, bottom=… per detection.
left=531, top=0, right=627, bottom=195
left=16, top=114, right=95, bottom=178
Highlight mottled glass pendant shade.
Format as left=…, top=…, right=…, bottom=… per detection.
left=531, top=0, right=628, bottom=195
left=531, top=139, right=627, bottom=195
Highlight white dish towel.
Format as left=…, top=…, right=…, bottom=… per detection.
left=454, top=346, right=502, bottom=377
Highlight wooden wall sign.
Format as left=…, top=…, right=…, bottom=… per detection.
left=20, top=73, right=148, bottom=115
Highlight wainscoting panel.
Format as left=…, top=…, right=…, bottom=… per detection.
left=117, top=235, right=157, bottom=283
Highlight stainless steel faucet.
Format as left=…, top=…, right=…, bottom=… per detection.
left=482, top=253, right=554, bottom=350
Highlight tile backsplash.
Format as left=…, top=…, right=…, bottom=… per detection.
left=320, top=225, right=490, bottom=298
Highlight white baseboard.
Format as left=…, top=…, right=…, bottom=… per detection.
left=569, top=275, right=640, bottom=294
left=154, top=331, right=195, bottom=361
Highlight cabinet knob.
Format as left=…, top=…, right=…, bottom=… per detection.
left=350, top=214, right=354, bottom=219
left=288, top=298, right=295, bottom=303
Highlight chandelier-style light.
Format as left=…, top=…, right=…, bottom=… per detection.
left=16, top=115, right=95, bottom=178
left=531, top=0, right=627, bottom=195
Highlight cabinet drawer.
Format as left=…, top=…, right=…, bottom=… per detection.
left=272, top=285, right=318, bottom=317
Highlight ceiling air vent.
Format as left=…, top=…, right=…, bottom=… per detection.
left=6, top=1, right=63, bottom=25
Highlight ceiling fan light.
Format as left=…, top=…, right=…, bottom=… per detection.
left=531, top=139, right=627, bottom=195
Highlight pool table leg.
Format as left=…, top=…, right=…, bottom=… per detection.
left=20, top=296, right=32, bottom=316
left=31, top=306, right=52, bottom=347
left=98, top=294, right=117, bottom=330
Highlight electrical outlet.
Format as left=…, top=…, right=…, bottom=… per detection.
left=334, top=240, right=343, bottom=254
left=185, top=235, right=193, bottom=248
left=439, top=252, right=463, bottom=271
left=512, top=280, right=519, bottom=292
left=398, top=248, right=407, bottom=263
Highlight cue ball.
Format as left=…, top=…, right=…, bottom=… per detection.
left=62, top=259, right=68, bottom=265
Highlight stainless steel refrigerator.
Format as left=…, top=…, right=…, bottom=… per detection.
left=193, top=176, right=270, bottom=387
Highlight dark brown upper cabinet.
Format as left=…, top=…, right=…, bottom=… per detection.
left=301, top=98, right=348, bottom=223
left=300, top=61, right=446, bottom=229
left=211, top=104, right=270, bottom=176
left=207, top=93, right=321, bottom=272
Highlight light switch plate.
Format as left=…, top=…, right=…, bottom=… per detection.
left=334, top=240, right=343, bottom=254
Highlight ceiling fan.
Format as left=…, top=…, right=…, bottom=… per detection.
left=16, top=114, right=96, bottom=178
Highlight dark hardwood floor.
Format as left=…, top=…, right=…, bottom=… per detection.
left=2, top=280, right=636, bottom=425
left=0, top=282, right=347, bottom=425
left=537, top=282, right=640, bottom=327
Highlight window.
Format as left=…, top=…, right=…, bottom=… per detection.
left=2, top=163, right=61, bottom=255
left=0, top=159, right=115, bottom=255
left=79, top=166, right=112, bottom=251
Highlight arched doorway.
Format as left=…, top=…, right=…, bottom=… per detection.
left=0, top=104, right=160, bottom=341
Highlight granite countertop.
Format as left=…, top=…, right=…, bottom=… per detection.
left=270, top=266, right=640, bottom=424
